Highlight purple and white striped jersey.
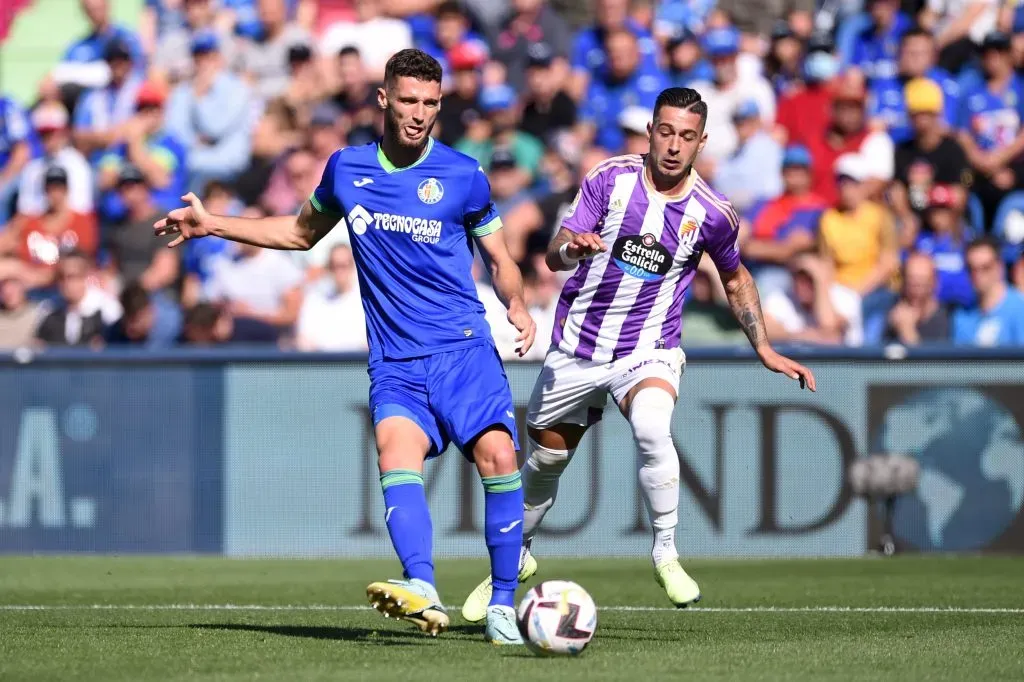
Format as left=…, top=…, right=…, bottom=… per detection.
left=552, top=154, right=741, bottom=362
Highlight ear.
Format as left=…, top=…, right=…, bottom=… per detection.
left=376, top=86, right=387, bottom=111
left=697, top=131, right=708, bottom=154
left=646, top=121, right=652, bottom=138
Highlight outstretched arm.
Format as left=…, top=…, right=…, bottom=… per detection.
left=154, top=194, right=338, bottom=251
left=719, top=264, right=817, bottom=391
left=476, top=229, right=537, bottom=357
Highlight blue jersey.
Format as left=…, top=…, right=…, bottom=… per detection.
left=958, top=75, right=1024, bottom=151
left=572, top=20, right=660, bottom=81
left=583, top=69, right=668, bottom=152
left=952, top=289, right=1024, bottom=346
left=311, top=138, right=501, bottom=362
left=850, top=13, right=911, bottom=82
left=0, top=96, right=38, bottom=169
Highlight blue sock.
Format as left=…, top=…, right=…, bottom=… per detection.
left=380, top=469, right=434, bottom=586
left=482, top=472, right=524, bottom=608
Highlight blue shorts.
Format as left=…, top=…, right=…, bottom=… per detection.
left=368, top=342, right=520, bottom=458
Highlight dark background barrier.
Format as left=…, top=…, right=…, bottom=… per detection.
left=1, top=346, right=1022, bottom=556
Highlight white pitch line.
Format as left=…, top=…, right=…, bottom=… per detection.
left=0, top=605, right=1022, bottom=614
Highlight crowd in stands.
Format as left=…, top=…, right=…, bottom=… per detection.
left=2, top=0, right=1024, bottom=355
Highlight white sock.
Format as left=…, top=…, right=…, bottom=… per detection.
left=628, top=388, right=681, bottom=567
left=520, top=437, right=574, bottom=547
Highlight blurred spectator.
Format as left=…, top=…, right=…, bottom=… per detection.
left=777, top=35, right=840, bottom=149
left=492, top=0, right=572, bottom=91
left=519, top=43, right=577, bottom=141
left=690, top=26, right=775, bottom=166
left=181, top=182, right=240, bottom=307
left=457, top=84, right=543, bottom=189
left=96, top=81, right=188, bottom=224
left=920, top=0, right=999, bottom=74
left=818, top=153, right=899, bottom=341
left=665, top=30, right=714, bottom=88
left=104, top=281, right=181, bottom=347
left=180, top=302, right=232, bottom=344
left=764, top=21, right=804, bottom=96
left=678, top=267, right=746, bottom=346
left=17, top=104, right=94, bottom=217
left=763, top=254, right=863, bottom=345
left=233, top=0, right=314, bottom=101
left=0, top=272, right=46, bottom=348
left=653, top=0, right=716, bottom=39
left=712, top=100, right=783, bottom=215
left=521, top=255, right=558, bottom=359
left=72, top=40, right=145, bottom=162
left=321, top=0, right=414, bottom=80
left=579, top=28, right=667, bottom=154
left=804, top=72, right=894, bottom=206
left=295, top=243, right=367, bottom=351
left=850, top=0, right=912, bottom=82
left=57, top=0, right=145, bottom=90
left=570, top=0, right=660, bottom=100
left=241, top=98, right=302, bottom=204
left=892, top=78, right=971, bottom=247
left=488, top=147, right=533, bottom=226
left=867, top=29, right=960, bottom=144
left=913, top=184, right=976, bottom=308
left=35, top=250, right=106, bottom=347
left=509, top=135, right=581, bottom=258
left=619, top=105, right=652, bottom=156
left=261, top=146, right=319, bottom=216
left=884, top=251, right=951, bottom=344
left=165, top=30, right=254, bottom=191
left=715, top=0, right=815, bottom=38
left=957, top=32, right=1024, bottom=225
left=9, top=166, right=98, bottom=291
left=743, top=144, right=826, bottom=295
left=105, top=165, right=180, bottom=292
left=437, top=43, right=486, bottom=145
left=952, top=236, right=1024, bottom=345
left=418, top=1, right=486, bottom=78
left=152, top=0, right=232, bottom=84
left=1013, top=251, right=1024, bottom=294
left=203, top=232, right=303, bottom=333
left=331, top=46, right=381, bottom=146
left=140, top=0, right=187, bottom=54
left=0, top=96, right=36, bottom=226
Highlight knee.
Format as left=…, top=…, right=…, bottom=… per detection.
left=472, top=429, right=519, bottom=477
left=526, top=437, right=573, bottom=474
left=628, top=388, right=675, bottom=453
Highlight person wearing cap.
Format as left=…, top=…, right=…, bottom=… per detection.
left=9, top=165, right=98, bottom=291
left=488, top=147, right=532, bottom=220
left=94, top=80, right=188, bottom=225
left=233, top=0, right=315, bottom=101
left=491, top=0, right=572, bottom=92
left=436, top=41, right=487, bottom=145
left=519, top=43, right=577, bottom=142
left=617, top=105, right=653, bottom=156
left=16, top=104, right=94, bottom=218
left=153, top=0, right=234, bottom=85
left=689, top=25, right=775, bottom=163
left=456, top=83, right=543, bottom=191
left=578, top=27, right=668, bottom=154
left=570, top=0, right=661, bottom=100
left=58, top=0, right=144, bottom=90
left=803, top=71, right=895, bottom=206
left=71, top=39, right=145, bottom=162
left=867, top=28, right=961, bottom=144
left=320, top=0, right=413, bottom=81
left=0, top=96, right=37, bottom=227
left=744, top=144, right=828, bottom=296
left=911, top=183, right=976, bottom=309
left=819, top=152, right=900, bottom=342
left=665, top=29, right=714, bottom=88
left=713, top=99, right=783, bottom=215
left=891, top=77, right=971, bottom=248
left=957, top=31, right=1024, bottom=223
left=165, top=28, right=254, bottom=191
left=849, top=0, right=912, bottom=82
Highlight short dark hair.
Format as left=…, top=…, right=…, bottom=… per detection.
left=119, top=282, right=151, bottom=318
left=338, top=45, right=361, bottom=60
left=436, top=0, right=465, bottom=18
left=384, top=49, right=442, bottom=89
left=185, top=303, right=221, bottom=331
left=654, top=87, right=707, bottom=129
left=901, top=26, right=933, bottom=44
left=966, top=235, right=1002, bottom=260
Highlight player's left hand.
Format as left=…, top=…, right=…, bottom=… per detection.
left=757, top=347, right=816, bottom=392
left=508, top=303, right=537, bottom=357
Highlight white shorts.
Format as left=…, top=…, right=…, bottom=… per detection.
left=526, top=346, right=686, bottom=429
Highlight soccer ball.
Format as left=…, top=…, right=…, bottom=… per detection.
left=516, top=580, right=597, bottom=656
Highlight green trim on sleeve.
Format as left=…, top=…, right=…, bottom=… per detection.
left=470, top=216, right=503, bottom=237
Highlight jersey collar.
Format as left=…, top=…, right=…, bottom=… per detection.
left=376, top=137, right=434, bottom=173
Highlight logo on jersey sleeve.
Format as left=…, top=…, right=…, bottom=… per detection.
left=348, top=204, right=372, bottom=235
left=417, top=178, right=444, bottom=204
left=611, top=233, right=672, bottom=280
left=564, top=189, right=581, bottom=219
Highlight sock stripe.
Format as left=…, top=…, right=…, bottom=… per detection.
left=482, top=472, right=522, bottom=493
left=380, top=469, right=424, bottom=490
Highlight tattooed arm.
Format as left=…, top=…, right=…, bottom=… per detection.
left=720, top=264, right=817, bottom=391
left=545, top=228, right=608, bottom=272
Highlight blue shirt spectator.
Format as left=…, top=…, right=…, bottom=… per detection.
left=665, top=31, right=714, bottom=88
left=850, top=1, right=912, bottom=82
left=572, top=0, right=660, bottom=91
left=63, top=0, right=145, bottom=73
left=869, top=71, right=959, bottom=143
left=953, top=239, right=1024, bottom=346
left=653, top=0, right=715, bottom=37
left=73, top=40, right=145, bottom=165
left=957, top=35, right=1024, bottom=152
left=97, top=132, right=187, bottom=224
left=713, top=101, right=783, bottom=216
left=414, top=2, right=488, bottom=83
left=0, top=96, right=39, bottom=225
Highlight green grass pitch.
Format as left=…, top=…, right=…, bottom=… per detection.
left=1, top=556, right=1022, bottom=681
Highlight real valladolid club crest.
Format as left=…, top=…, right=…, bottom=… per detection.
left=680, top=214, right=701, bottom=237
left=417, top=177, right=444, bottom=205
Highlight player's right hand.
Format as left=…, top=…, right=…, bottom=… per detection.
left=566, top=233, right=607, bottom=260
left=154, top=192, right=211, bottom=248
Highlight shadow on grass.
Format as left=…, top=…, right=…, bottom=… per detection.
left=190, top=622, right=480, bottom=645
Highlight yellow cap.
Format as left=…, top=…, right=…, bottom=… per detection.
left=904, top=78, right=943, bottom=114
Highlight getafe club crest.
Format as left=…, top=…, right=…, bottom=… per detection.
left=417, top=177, right=444, bottom=205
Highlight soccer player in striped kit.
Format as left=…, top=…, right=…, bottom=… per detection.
left=462, top=87, right=817, bottom=619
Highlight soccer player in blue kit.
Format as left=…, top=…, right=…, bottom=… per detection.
left=154, top=49, right=537, bottom=645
